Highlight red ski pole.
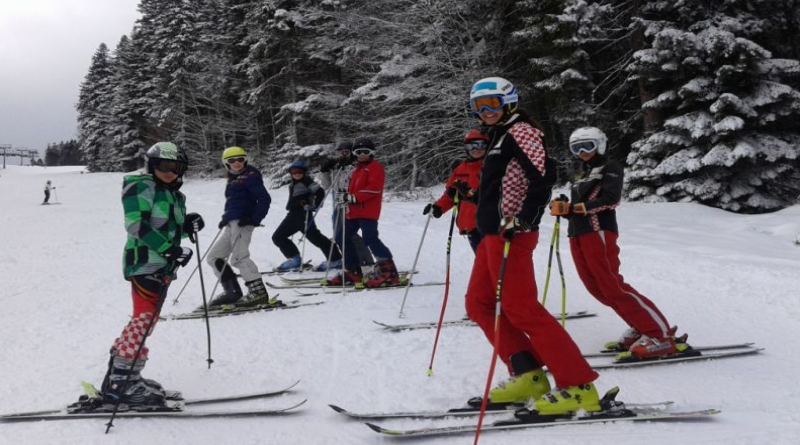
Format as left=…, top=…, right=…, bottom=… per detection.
left=473, top=239, right=511, bottom=445
left=427, top=197, right=459, bottom=376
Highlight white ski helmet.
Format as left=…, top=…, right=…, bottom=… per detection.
left=568, top=127, right=608, bottom=156
left=469, top=77, right=518, bottom=115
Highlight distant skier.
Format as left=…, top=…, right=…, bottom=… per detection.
left=423, top=129, right=488, bottom=253
left=550, top=127, right=690, bottom=359
left=318, top=141, right=375, bottom=269
left=326, top=137, right=400, bottom=287
left=101, top=142, right=204, bottom=408
left=464, top=77, right=601, bottom=415
left=272, top=160, right=342, bottom=272
left=42, top=180, right=54, bottom=204
left=206, top=146, right=276, bottom=307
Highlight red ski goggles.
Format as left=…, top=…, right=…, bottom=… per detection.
left=470, top=96, right=504, bottom=114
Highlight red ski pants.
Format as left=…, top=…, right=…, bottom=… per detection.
left=111, top=274, right=169, bottom=361
left=465, top=233, right=598, bottom=388
left=569, top=231, right=671, bottom=339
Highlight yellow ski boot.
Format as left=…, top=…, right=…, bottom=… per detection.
left=489, top=369, right=551, bottom=404
left=534, top=382, right=601, bottom=415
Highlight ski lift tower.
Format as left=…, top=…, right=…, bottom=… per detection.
left=1, top=144, right=11, bottom=169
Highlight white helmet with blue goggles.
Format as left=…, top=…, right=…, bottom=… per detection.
left=569, top=127, right=608, bottom=156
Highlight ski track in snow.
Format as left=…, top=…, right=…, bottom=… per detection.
left=1, top=166, right=799, bottom=445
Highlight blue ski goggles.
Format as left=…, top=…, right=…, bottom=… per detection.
left=569, top=140, right=598, bottom=156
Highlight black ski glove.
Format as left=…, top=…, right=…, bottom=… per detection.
left=423, top=203, right=443, bottom=218
left=320, top=158, right=338, bottom=173
left=163, top=246, right=193, bottom=267
left=183, top=213, right=205, bottom=241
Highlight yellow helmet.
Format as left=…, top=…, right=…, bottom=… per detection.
left=221, top=146, right=247, bottom=161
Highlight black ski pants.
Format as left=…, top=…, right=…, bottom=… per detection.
left=272, top=211, right=341, bottom=261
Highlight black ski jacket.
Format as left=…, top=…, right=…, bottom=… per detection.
left=476, top=113, right=557, bottom=235
left=566, top=155, right=623, bottom=237
left=286, top=175, right=325, bottom=212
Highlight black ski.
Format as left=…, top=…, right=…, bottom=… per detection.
left=373, top=311, right=596, bottom=332
left=584, top=342, right=756, bottom=358
left=590, top=346, right=763, bottom=370
left=0, top=380, right=302, bottom=419
left=362, top=388, right=719, bottom=437
left=286, top=282, right=446, bottom=296
left=1, top=400, right=307, bottom=422
left=166, top=301, right=323, bottom=320
left=329, top=399, right=671, bottom=420
left=365, top=408, right=720, bottom=437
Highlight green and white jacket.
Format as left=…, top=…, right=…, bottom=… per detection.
left=121, top=173, right=187, bottom=279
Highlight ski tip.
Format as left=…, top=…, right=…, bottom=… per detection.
left=365, top=422, right=397, bottom=434
left=328, top=404, right=346, bottom=414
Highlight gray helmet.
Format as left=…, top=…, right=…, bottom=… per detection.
left=145, top=142, right=188, bottom=175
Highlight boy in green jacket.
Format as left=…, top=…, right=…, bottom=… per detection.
left=100, top=142, right=204, bottom=409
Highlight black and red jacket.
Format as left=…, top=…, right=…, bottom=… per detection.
left=434, top=157, right=482, bottom=234
left=476, top=113, right=557, bottom=235
left=566, top=155, right=623, bottom=237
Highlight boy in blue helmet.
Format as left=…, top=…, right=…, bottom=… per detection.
left=272, top=160, right=342, bottom=271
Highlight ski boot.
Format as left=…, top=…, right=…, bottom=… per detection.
left=208, top=259, right=243, bottom=307
left=533, top=383, right=601, bottom=416
left=315, top=258, right=342, bottom=272
left=364, top=258, right=400, bottom=288
left=603, top=327, right=640, bottom=352
left=208, top=278, right=243, bottom=307
left=489, top=369, right=551, bottom=404
left=238, top=278, right=280, bottom=307
left=325, top=266, right=364, bottom=286
left=277, top=255, right=302, bottom=272
left=101, top=356, right=169, bottom=409
left=626, top=335, right=680, bottom=358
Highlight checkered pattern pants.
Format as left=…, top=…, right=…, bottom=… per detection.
left=111, top=274, right=168, bottom=361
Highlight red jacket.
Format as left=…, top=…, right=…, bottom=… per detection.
left=435, top=158, right=482, bottom=234
left=347, top=159, right=384, bottom=220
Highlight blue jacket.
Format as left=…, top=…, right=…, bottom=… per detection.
left=221, top=165, right=271, bottom=226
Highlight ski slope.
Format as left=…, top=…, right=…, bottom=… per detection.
left=0, top=165, right=798, bottom=445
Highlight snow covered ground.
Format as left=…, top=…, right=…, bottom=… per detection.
left=1, top=164, right=799, bottom=445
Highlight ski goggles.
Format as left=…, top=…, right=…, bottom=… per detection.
left=289, top=168, right=305, bottom=175
left=569, top=140, right=598, bottom=155
left=353, top=148, right=374, bottom=156
left=469, top=95, right=504, bottom=114
left=155, top=160, right=188, bottom=175
left=464, top=140, right=488, bottom=151
left=225, top=157, right=247, bottom=165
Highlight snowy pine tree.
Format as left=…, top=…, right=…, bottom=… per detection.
left=626, top=1, right=800, bottom=213
left=77, top=43, right=115, bottom=172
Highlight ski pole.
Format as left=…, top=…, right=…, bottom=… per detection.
left=322, top=205, right=340, bottom=285
left=540, top=217, right=558, bottom=307
left=397, top=210, right=433, bottom=318
left=171, top=227, right=223, bottom=305
left=427, top=197, right=458, bottom=376
left=340, top=198, right=348, bottom=294
left=298, top=209, right=310, bottom=274
left=473, top=239, right=511, bottom=445
left=191, top=233, right=214, bottom=369
left=105, top=262, right=179, bottom=433
left=553, top=214, right=568, bottom=326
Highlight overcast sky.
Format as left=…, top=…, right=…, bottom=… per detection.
left=0, top=0, right=141, bottom=155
